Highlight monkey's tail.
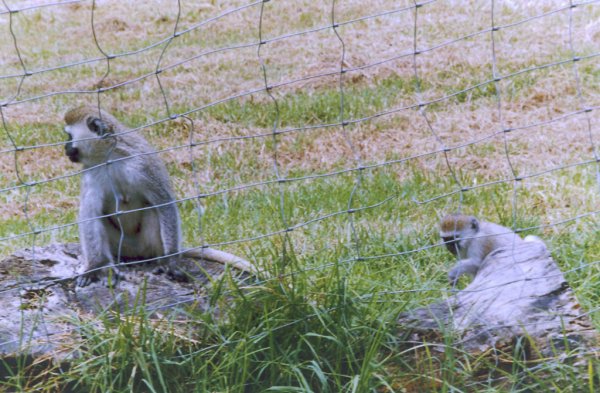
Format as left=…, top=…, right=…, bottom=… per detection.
left=183, top=247, right=257, bottom=274
left=523, top=235, right=543, bottom=243
left=523, top=235, right=548, bottom=252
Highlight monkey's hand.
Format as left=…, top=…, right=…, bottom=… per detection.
left=76, top=266, right=122, bottom=287
left=447, top=258, right=480, bottom=285
left=447, top=265, right=462, bottom=285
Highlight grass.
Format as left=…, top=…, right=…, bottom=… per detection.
left=1, top=0, right=600, bottom=392
left=205, top=75, right=417, bottom=128
left=2, top=164, right=598, bottom=392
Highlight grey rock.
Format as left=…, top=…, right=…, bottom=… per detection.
left=398, top=242, right=598, bottom=359
left=0, top=243, right=250, bottom=360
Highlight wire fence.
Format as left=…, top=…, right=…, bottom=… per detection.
left=0, top=0, right=599, bottom=375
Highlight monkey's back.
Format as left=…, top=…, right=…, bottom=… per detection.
left=479, top=221, right=523, bottom=258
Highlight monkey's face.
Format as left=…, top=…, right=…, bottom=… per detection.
left=64, top=116, right=113, bottom=166
left=439, top=214, right=479, bottom=257
left=64, top=130, right=79, bottom=162
left=441, top=234, right=460, bottom=256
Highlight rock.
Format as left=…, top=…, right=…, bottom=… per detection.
left=398, top=241, right=599, bottom=362
left=0, top=243, right=251, bottom=360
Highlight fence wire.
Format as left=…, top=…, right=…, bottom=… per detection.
left=0, top=0, right=599, bottom=381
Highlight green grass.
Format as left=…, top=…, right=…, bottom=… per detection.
left=206, top=75, right=417, bottom=128
left=2, top=161, right=598, bottom=392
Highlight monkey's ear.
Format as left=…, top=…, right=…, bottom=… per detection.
left=87, top=117, right=110, bottom=137
left=470, top=217, right=479, bottom=231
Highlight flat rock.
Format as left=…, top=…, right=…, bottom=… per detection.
left=0, top=243, right=250, bottom=359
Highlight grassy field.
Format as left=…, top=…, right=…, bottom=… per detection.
left=1, top=0, right=600, bottom=391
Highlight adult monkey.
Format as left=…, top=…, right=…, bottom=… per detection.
left=64, top=106, right=254, bottom=286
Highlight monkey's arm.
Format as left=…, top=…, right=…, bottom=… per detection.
left=448, top=258, right=482, bottom=284
left=77, top=175, right=118, bottom=286
left=183, top=247, right=256, bottom=273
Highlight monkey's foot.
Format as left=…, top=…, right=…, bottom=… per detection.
left=152, top=265, right=190, bottom=283
left=167, top=267, right=190, bottom=283
left=76, top=272, right=99, bottom=287
left=152, top=266, right=166, bottom=275
left=76, top=267, right=123, bottom=287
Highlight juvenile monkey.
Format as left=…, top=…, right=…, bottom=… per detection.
left=439, top=213, right=534, bottom=284
left=64, top=105, right=255, bottom=287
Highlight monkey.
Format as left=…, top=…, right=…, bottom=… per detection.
left=439, top=213, right=541, bottom=284
left=63, top=105, right=255, bottom=287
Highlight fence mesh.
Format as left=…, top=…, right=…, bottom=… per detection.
left=0, top=0, right=599, bottom=386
